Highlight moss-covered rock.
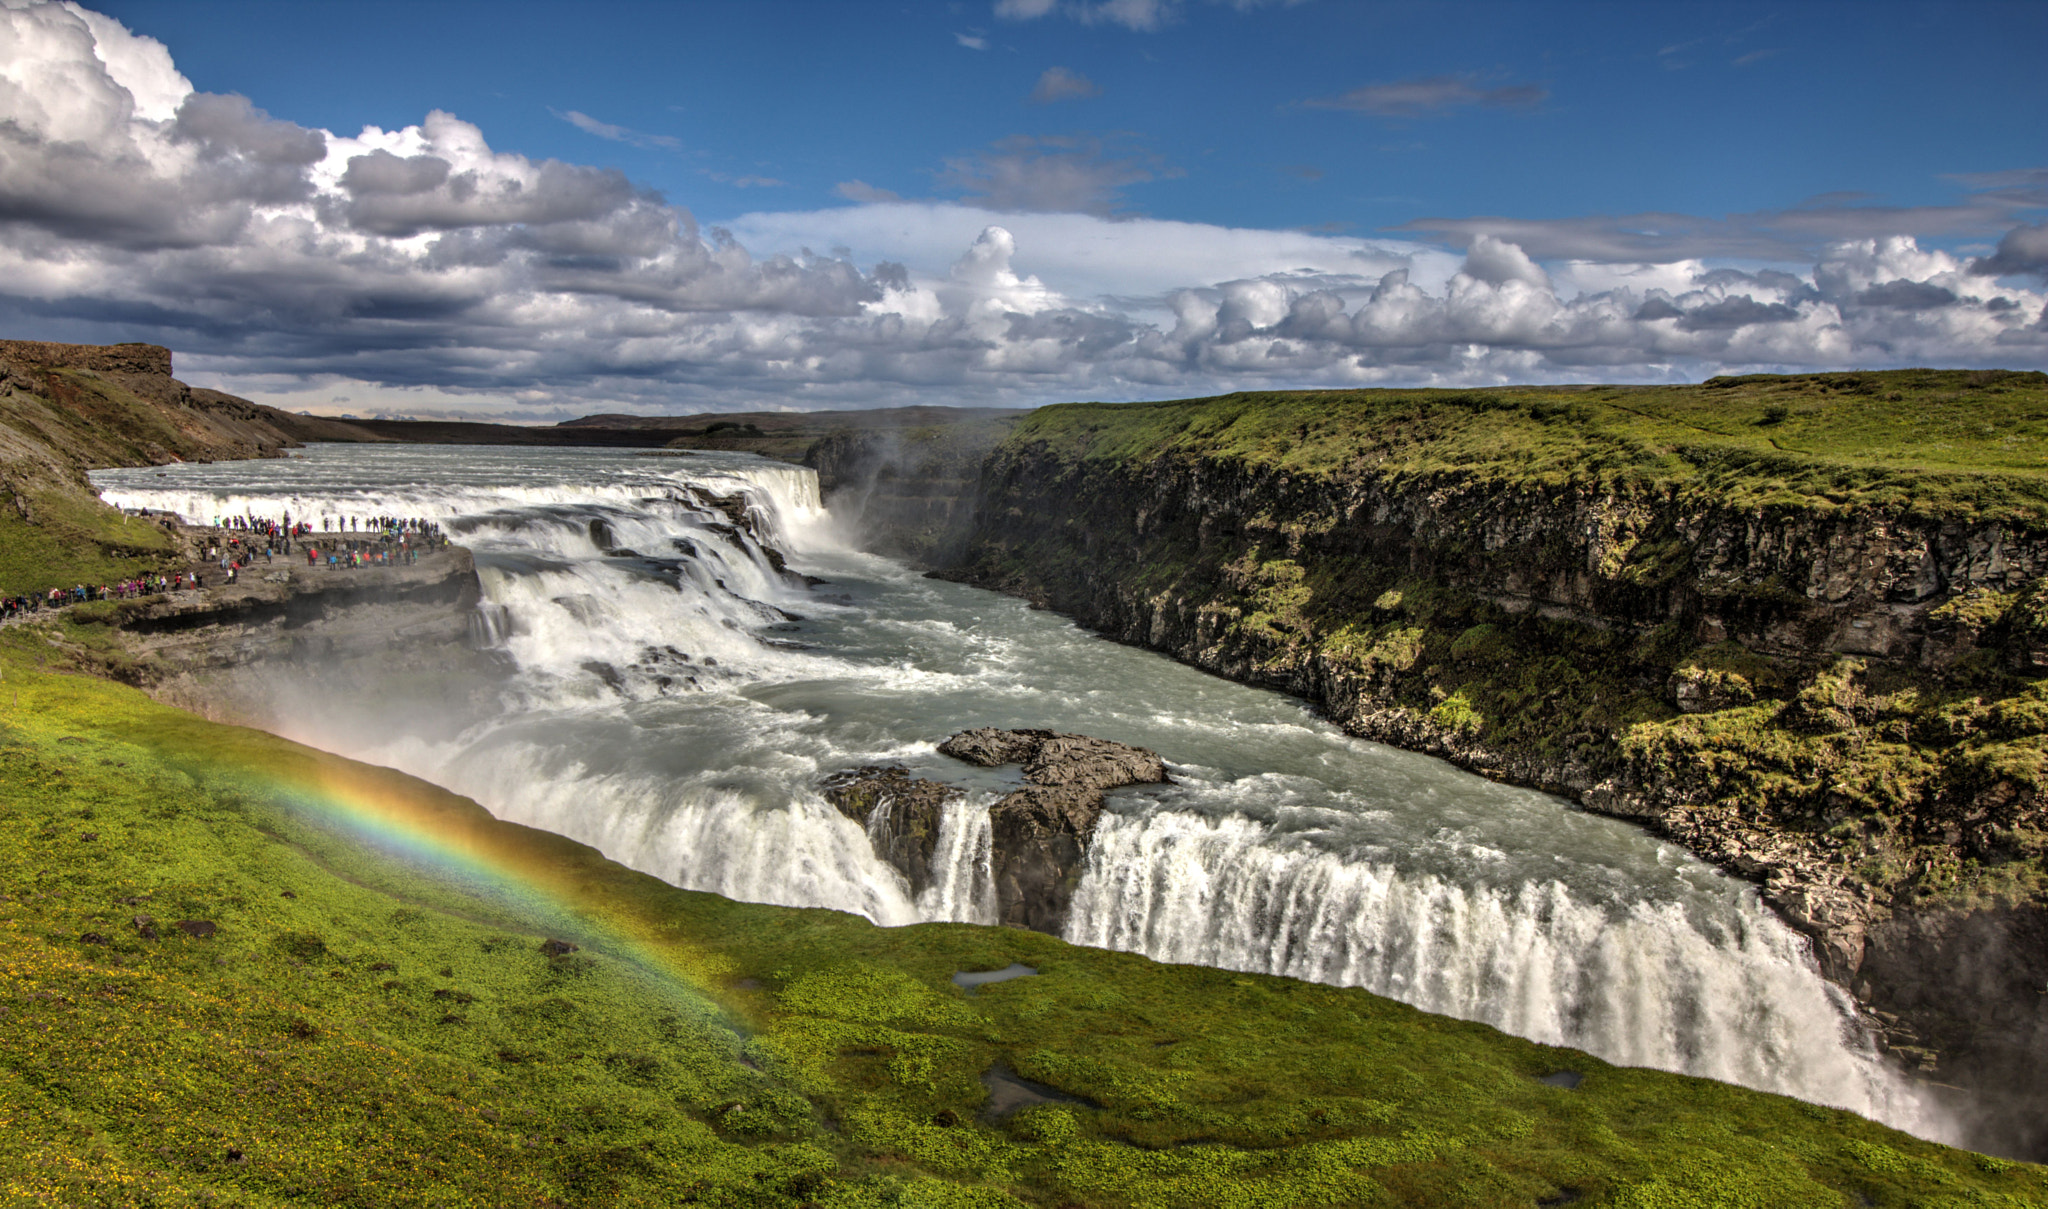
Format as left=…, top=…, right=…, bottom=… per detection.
left=920, top=373, right=2048, bottom=1158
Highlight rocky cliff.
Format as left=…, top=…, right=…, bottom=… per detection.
left=821, top=371, right=2048, bottom=1157
left=824, top=729, right=1168, bottom=931
left=0, top=339, right=381, bottom=595
left=41, top=547, right=490, bottom=732
left=804, top=415, right=1018, bottom=566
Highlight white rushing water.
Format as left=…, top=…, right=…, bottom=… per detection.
left=92, top=444, right=1958, bottom=1144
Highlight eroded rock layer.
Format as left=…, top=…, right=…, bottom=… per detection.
left=829, top=379, right=2048, bottom=1158
left=824, top=728, right=1167, bottom=931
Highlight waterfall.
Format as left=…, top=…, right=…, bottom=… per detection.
left=87, top=445, right=1960, bottom=1147
left=918, top=797, right=999, bottom=924
left=1063, top=809, right=1938, bottom=1132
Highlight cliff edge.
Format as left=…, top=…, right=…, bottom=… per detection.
left=815, top=369, right=2048, bottom=1158
left=0, top=339, right=379, bottom=595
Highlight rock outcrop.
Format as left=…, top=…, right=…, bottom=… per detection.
left=67, top=547, right=493, bottom=728
left=0, top=339, right=173, bottom=377
left=941, top=728, right=1169, bottom=932
left=822, top=729, right=1168, bottom=930
left=821, top=765, right=960, bottom=899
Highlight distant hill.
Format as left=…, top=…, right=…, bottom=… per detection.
left=323, top=418, right=676, bottom=448
left=0, top=339, right=375, bottom=594
left=318, top=405, right=1030, bottom=461
left=562, top=404, right=1029, bottom=461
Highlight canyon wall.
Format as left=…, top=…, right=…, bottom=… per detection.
left=813, top=376, right=2048, bottom=1156
left=805, top=416, right=1017, bottom=566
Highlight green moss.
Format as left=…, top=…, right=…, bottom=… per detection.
left=0, top=622, right=2042, bottom=1204
left=1007, top=371, right=2048, bottom=522
left=1449, top=624, right=1513, bottom=665
left=1933, top=587, right=2018, bottom=630
left=1669, top=642, right=1787, bottom=711
left=1429, top=690, right=1486, bottom=734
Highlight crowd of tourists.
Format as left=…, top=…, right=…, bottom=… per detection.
left=0, top=511, right=452, bottom=624
left=0, top=572, right=206, bottom=619
left=203, top=511, right=449, bottom=576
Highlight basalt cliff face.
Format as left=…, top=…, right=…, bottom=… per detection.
left=804, top=415, right=1019, bottom=566
left=812, top=374, right=2048, bottom=1157
left=824, top=729, right=1168, bottom=932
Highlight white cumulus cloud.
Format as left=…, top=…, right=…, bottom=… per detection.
left=0, top=0, right=2040, bottom=419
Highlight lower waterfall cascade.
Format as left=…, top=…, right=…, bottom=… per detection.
left=93, top=443, right=1961, bottom=1146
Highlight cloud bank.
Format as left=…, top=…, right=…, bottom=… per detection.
left=1030, top=67, right=1102, bottom=104
left=1307, top=75, right=1549, bottom=118
left=0, top=1, right=2041, bottom=418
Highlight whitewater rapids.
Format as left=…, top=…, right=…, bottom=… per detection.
left=93, top=444, right=1958, bottom=1145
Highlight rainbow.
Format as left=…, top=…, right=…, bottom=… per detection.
left=252, top=756, right=737, bottom=1007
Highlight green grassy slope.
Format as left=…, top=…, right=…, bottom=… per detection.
left=2, top=619, right=2043, bottom=1207
left=0, top=365, right=218, bottom=596
left=0, top=492, right=182, bottom=599
left=1015, top=369, right=2048, bottom=522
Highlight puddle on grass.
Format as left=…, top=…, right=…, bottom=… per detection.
left=1538, top=1070, right=1583, bottom=1089
left=980, top=1061, right=1093, bottom=1120
left=951, top=963, right=1036, bottom=991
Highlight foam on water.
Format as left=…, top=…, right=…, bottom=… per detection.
left=1066, top=809, right=1919, bottom=1121
left=90, top=444, right=1959, bottom=1145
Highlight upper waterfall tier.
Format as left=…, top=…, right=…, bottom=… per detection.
left=89, top=443, right=1961, bottom=1148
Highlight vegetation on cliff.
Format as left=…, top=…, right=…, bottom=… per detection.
left=941, top=372, right=2048, bottom=1149
left=0, top=341, right=363, bottom=597
left=960, top=372, right=2048, bottom=911
left=1006, top=369, right=2048, bottom=521
left=5, top=619, right=2040, bottom=1205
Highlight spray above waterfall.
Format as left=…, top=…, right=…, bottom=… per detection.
left=90, top=444, right=1961, bottom=1147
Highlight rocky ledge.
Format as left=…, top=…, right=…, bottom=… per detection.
left=822, top=728, right=1168, bottom=931
left=65, top=547, right=490, bottom=728
left=105, top=548, right=482, bottom=683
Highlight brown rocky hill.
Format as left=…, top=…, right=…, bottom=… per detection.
left=0, top=340, right=379, bottom=594
left=0, top=339, right=374, bottom=477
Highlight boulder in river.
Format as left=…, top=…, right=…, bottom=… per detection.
left=942, top=729, right=1167, bottom=933
left=823, top=730, right=1166, bottom=930
left=942, top=728, right=1169, bottom=793
left=821, top=765, right=960, bottom=898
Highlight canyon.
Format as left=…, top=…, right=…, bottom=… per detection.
left=4, top=340, right=2043, bottom=1180
left=812, top=375, right=2048, bottom=1156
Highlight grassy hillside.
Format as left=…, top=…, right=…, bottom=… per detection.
left=2, top=616, right=2039, bottom=1206
left=0, top=484, right=184, bottom=599
left=1014, top=369, right=2048, bottom=522
left=0, top=347, right=372, bottom=597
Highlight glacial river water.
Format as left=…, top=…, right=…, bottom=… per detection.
left=94, top=444, right=1960, bottom=1144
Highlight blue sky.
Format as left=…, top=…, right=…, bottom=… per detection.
left=98, top=1, right=2041, bottom=238
left=3, top=0, right=2044, bottom=418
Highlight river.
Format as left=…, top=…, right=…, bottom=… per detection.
left=93, top=443, right=1958, bottom=1145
